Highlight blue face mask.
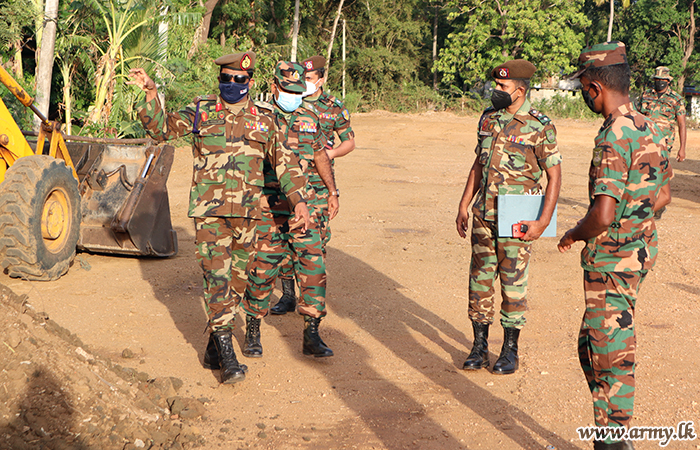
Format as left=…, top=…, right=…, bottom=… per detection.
left=219, top=82, right=249, bottom=104
left=275, top=90, right=303, bottom=112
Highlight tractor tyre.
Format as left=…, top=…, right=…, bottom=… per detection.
left=0, top=155, right=81, bottom=281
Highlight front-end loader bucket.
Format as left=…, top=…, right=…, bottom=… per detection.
left=64, top=137, right=178, bottom=257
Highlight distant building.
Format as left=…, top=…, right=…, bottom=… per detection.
left=529, top=80, right=582, bottom=103
left=683, top=85, right=700, bottom=121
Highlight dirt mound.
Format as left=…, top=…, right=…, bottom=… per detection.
left=0, top=284, right=207, bottom=450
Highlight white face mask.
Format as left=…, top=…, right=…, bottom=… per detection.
left=302, top=80, right=321, bottom=97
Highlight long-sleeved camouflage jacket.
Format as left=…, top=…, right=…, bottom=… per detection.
left=473, top=99, right=562, bottom=222
left=261, top=104, right=327, bottom=215
left=136, top=95, right=307, bottom=219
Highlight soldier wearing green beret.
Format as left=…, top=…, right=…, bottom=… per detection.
left=127, top=52, right=311, bottom=385
left=241, top=61, right=338, bottom=359
left=455, top=59, right=562, bottom=375
left=559, top=41, right=672, bottom=449
left=270, top=54, right=356, bottom=315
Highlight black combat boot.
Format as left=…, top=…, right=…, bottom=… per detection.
left=203, top=333, right=248, bottom=372
left=303, top=316, right=334, bottom=357
left=242, top=315, right=263, bottom=358
left=463, top=321, right=490, bottom=370
left=593, top=440, right=635, bottom=449
left=211, top=330, right=246, bottom=384
left=271, top=278, right=297, bottom=315
left=492, top=327, right=520, bottom=375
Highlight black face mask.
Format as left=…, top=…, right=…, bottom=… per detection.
left=581, top=86, right=601, bottom=114
left=654, top=80, right=669, bottom=92
left=491, top=89, right=514, bottom=110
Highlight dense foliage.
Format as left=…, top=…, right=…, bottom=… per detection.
left=0, top=0, right=698, bottom=136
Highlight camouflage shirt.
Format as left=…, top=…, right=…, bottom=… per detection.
left=581, top=103, right=672, bottom=273
left=304, top=90, right=355, bottom=145
left=638, top=87, right=686, bottom=149
left=262, top=104, right=327, bottom=215
left=473, top=99, right=561, bottom=221
left=136, top=95, right=307, bottom=219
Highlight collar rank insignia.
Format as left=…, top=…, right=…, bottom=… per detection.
left=216, top=103, right=223, bottom=112
left=506, top=135, right=527, bottom=145
left=251, top=106, right=258, bottom=116
left=299, top=122, right=317, bottom=133
left=245, top=121, right=269, bottom=132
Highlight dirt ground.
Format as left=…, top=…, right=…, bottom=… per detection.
left=2, top=111, right=700, bottom=450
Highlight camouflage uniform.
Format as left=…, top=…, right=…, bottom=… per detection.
left=277, top=89, right=355, bottom=282
left=242, top=99, right=329, bottom=318
left=580, top=102, right=671, bottom=430
left=638, top=87, right=686, bottom=150
left=469, top=98, right=561, bottom=329
left=136, top=95, right=308, bottom=332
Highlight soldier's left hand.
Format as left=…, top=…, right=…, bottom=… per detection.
left=293, top=202, right=311, bottom=232
left=328, top=195, right=339, bottom=220
left=519, top=219, right=546, bottom=241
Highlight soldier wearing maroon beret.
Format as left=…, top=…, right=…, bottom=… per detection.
left=128, top=52, right=311, bottom=385
left=455, top=59, right=562, bottom=375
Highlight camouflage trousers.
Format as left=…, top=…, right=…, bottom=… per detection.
left=194, top=216, right=257, bottom=332
left=468, top=215, right=531, bottom=329
left=242, top=206, right=327, bottom=318
left=579, top=270, right=646, bottom=438
left=279, top=181, right=330, bottom=281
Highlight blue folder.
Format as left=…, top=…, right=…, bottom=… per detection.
left=497, top=194, right=557, bottom=238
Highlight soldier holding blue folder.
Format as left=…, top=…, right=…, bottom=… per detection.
left=455, top=59, right=562, bottom=375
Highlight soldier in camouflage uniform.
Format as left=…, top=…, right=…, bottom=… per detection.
left=455, top=59, right=562, bottom=375
left=271, top=55, right=356, bottom=315
left=127, top=52, right=310, bottom=384
left=559, top=42, right=672, bottom=450
left=638, top=66, right=687, bottom=162
left=240, top=61, right=338, bottom=358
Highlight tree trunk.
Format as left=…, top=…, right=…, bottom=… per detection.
left=290, top=0, right=300, bottom=61
left=199, top=0, right=219, bottom=45
left=13, top=39, right=24, bottom=79
left=677, top=0, right=696, bottom=91
left=34, top=0, right=43, bottom=70
left=432, top=5, right=438, bottom=91
left=60, top=61, right=72, bottom=135
left=607, top=0, right=613, bottom=42
left=34, top=0, right=58, bottom=131
left=326, top=0, right=346, bottom=70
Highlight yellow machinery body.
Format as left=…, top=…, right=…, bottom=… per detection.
left=0, top=65, right=177, bottom=280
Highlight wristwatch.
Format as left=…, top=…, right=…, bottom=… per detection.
left=330, top=189, right=340, bottom=198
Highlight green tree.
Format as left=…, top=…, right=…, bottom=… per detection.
left=435, top=0, right=590, bottom=91
left=623, top=0, right=698, bottom=91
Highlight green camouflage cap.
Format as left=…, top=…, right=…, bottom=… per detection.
left=570, top=41, right=627, bottom=78
left=274, top=61, right=306, bottom=93
left=654, top=66, right=673, bottom=80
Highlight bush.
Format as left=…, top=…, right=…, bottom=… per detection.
left=530, top=92, right=598, bottom=120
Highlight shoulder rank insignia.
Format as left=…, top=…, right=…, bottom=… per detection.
left=592, top=147, right=603, bottom=167
left=529, top=108, right=551, bottom=125
left=245, top=121, right=269, bottom=132
left=333, top=97, right=343, bottom=107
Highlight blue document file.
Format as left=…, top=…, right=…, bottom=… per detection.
left=497, top=194, right=557, bottom=238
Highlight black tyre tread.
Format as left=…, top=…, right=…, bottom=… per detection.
left=0, top=155, right=81, bottom=281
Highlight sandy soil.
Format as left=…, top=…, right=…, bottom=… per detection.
left=2, top=111, right=699, bottom=450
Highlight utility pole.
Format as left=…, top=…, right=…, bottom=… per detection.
left=342, top=19, right=346, bottom=98
left=34, top=0, right=58, bottom=131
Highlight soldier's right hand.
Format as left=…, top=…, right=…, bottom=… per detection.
left=456, top=209, right=470, bottom=238
left=293, top=202, right=311, bottom=232
left=127, top=68, right=156, bottom=92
